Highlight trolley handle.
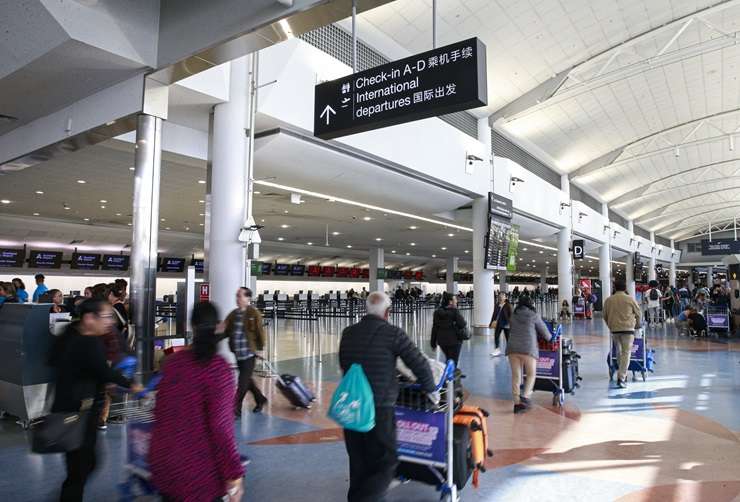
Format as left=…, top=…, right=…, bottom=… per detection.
left=401, top=359, right=456, bottom=393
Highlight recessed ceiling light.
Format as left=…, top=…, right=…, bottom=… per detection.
left=362, top=216, right=372, bottom=221
left=77, top=180, right=86, bottom=184
left=100, top=205, right=106, bottom=209
left=260, top=219, right=265, bottom=223
left=199, top=223, right=204, bottom=226
left=277, top=237, right=285, bottom=241
left=391, top=250, right=397, bottom=253
left=199, top=213, right=205, bottom=216
left=116, top=213, right=122, bottom=216
left=332, top=231, right=341, bottom=236
left=99, top=199, right=107, bottom=203
left=306, top=242, right=313, bottom=246
left=280, top=224, right=290, bottom=229
left=284, top=210, right=289, bottom=214
left=410, top=242, right=416, bottom=246
left=35, top=190, right=44, bottom=195
left=405, top=252, right=410, bottom=256
left=253, top=191, right=261, bottom=195
left=464, top=250, right=469, bottom=254
left=432, top=254, right=437, bottom=258
left=347, top=245, right=353, bottom=248
left=0, top=199, right=10, bottom=204
left=197, top=180, right=206, bottom=184
left=129, top=167, right=135, bottom=171
left=522, top=247, right=528, bottom=251
left=199, top=200, right=205, bottom=204
left=165, top=227, right=171, bottom=230
left=83, top=218, right=90, bottom=221
left=64, top=206, right=71, bottom=210
left=519, top=258, right=523, bottom=261
left=127, top=223, right=132, bottom=226
left=531, top=259, right=536, bottom=262
left=539, top=250, right=543, bottom=254
left=545, top=261, right=550, bottom=264
left=552, top=253, right=557, bottom=257
left=448, top=233, right=454, bottom=237
left=375, top=237, right=382, bottom=241
left=185, top=227, right=190, bottom=231
left=33, top=212, right=40, bottom=216
left=161, top=218, right=166, bottom=222
left=409, top=226, right=418, bottom=230
left=441, top=246, right=447, bottom=250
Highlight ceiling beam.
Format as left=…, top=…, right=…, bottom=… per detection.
left=670, top=218, right=740, bottom=241
left=610, top=159, right=740, bottom=207
left=649, top=203, right=740, bottom=234
left=489, top=70, right=569, bottom=122
left=633, top=185, right=740, bottom=222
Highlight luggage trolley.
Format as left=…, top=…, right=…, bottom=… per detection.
left=395, top=360, right=462, bottom=502
left=608, top=328, right=655, bottom=382
left=531, top=323, right=573, bottom=407
left=706, top=304, right=731, bottom=336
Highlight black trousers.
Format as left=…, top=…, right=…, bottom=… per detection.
left=494, top=325, right=510, bottom=349
left=60, top=405, right=100, bottom=502
left=343, top=407, right=397, bottom=502
left=440, top=343, right=462, bottom=367
left=235, top=357, right=266, bottom=414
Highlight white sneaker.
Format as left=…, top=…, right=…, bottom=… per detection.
left=490, top=348, right=502, bottom=357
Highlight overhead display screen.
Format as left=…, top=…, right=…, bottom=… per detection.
left=361, top=268, right=370, bottom=279
left=71, top=253, right=101, bottom=270
left=191, top=258, right=204, bottom=273
left=0, top=248, right=24, bottom=268
left=336, top=267, right=350, bottom=278
left=414, top=271, right=424, bottom=281
left=274, top=264, right=290, bottom=276
left=262, top=263, right=272, bottom=275
left=159, top=257, right=185, bottom=273
left=350, top=268, right=361, bottom=278
left=307, top=265, right=321, bottom=277
left=291, top=265, right=306, bottom=276
left=102, top=254, right=130, bottom=271
left=29, top=250, right=63, bottom=269
left=321, top=266, right=336, bottom=277
left=388, top=269, right=402, bottom=280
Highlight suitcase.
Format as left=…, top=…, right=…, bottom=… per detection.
left=562, top=352, right=581, bottom=394
left=454, top=406, right=493, bottom=487
left=396, top=424, right=473, bottom=490
left=276, top=374, right=315, bottom=409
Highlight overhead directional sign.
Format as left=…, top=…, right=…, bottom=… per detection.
left=572, top=240, right=585, bottom=260
left=314, top=37, right=487, bottom=140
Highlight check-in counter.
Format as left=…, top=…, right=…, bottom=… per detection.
left=0, top=303, right=60, bottom=424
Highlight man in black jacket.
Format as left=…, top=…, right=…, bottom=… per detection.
left=339, top=291, right=435, bottom=502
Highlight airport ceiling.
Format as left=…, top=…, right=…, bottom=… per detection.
left=359, top=0, right=740, bottom=241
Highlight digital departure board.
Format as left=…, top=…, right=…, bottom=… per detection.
left=350, top=268, right=361, bottom=278
left=71, top=253, right=101, bottom=270
left=321, top=266, right=335, bottom=277
left=29, top=250, right=63, bottom=269
left=414, top=271, right=424, bottom=281
left=307, top=265, right=321, bottom=277
left=102, top=254, right=130, bottom=271
left=291, top=265, right=306, bottom=276
left=159, top=257, right=185, bottom=273
left=485, top=217, right=512, bottom=271
left=361, top=268, right=370, bottom=279
left=274, top=264, right=290, bottom=276
left=336, top=267, right=350, bottom=278
left=0, top=248, right=24, bottom=268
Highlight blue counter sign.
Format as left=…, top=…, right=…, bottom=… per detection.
left=314, top=38, right=487, bottom=140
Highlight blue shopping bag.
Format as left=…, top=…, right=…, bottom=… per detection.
left=328, top=363, right=375, bottom=432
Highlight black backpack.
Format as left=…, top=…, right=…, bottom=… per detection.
left=649, top=289, right=660, bottom=301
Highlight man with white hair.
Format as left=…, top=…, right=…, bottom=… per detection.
left=339, top=291, right=435, bottom=502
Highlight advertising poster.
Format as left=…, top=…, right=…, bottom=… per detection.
left=631, top=337, right=645, bottom=360
left=506, top=224, right=520, bottom=273
left=395, top=407, right=446, bottom=464
left=536, top=350, right=560, bottom=379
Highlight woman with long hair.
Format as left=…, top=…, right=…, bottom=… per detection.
left=507, top=295, right=551, bottom=413
left=150, top=302, right=245, bottom=501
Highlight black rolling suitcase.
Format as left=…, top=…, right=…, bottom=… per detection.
left=396, top=424, right=473, bottom=490
left=258, top=357, right=315, bottom=409
left=562, top=351, right=582, bottom=393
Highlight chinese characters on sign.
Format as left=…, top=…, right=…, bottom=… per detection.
left=314, top=38, right=487, bottom=140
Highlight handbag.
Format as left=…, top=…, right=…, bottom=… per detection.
left=455, top=320, right=471, bottom=341
left=29, top=398, right=93, bottom=454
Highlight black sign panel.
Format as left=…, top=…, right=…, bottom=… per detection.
left=485, top=216, right=511, bottom=270
left=488, top=193, right=513, bottom=220
left=71, top=253, right=101, bottom=270
left=274, top=264, right=290, bottom=276
left=102, top=254, right=129, bottom=271
left=314, top=38, right=487, bottom=140
left=29, top=250, right=63, bottom=269
left=291, top=265, right=305, bottom=276
left=159, top=257, right=185, bottom=273
left=572, top=240, right=585, bottom=260
left=0, top=248, right=24, bottom=267
left=191, top=258, right=204, bottom=273
left=701, top=239, right=740, bottom=255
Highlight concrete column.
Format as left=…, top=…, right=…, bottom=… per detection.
left=499, top=270, right=508, bottom=295
left=706, top=265, right=714, bottom=286
left=688, top=267, right=695, bottom=290
left=473, top=197, right=494, bottom=333
left=209, top=56, right=249, bottom=327
left=446, top=256, right=459, bottom=294
left=131, top=113, right=163, bottom=380
left=648, top=231, right=657, bottom=281
left=540, top=266, right=548, bottom=293
left=558, top=174, right=573, bottom=307
left=669, top=239, right=677, bottom=286
left=369, top=247, right=384, bottom=293
left=599, top=203, right=612, bottom=301
left=627, top=220, right=636, bottom=297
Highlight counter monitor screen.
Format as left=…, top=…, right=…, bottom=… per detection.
left=336, top=267, right=350, bottom=278
left=307, top=265, right=321, bottom=277
left=274, top=264, right=290, bottom=276
left=102, top=254, right=130, bottom=271
left=71, top=253, right=101, bottom=270
left=191, top=259, right=204, bottom=273
left=414, top=271, right=424, bottom=281
left=262, top=263, right=272, bottom=275
left=361, top=268, right=369, bottom=279
left=159, top=257, right=185, bottom=273
left=29, top=250, right=63, bottom=269
left=350, top=268, right=361, bottom=278
left=321, top=266, right=335, bottom=277
left=291, top=265, right=306, bottom=276
left=0, top=248, right=24, bottom=268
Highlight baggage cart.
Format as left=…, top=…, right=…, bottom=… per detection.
left=531, top=324, right=576, bottom=406
left=395, top=360, right=462, bottom=502
left=608, top=328, right=655, bottom=382
left=706, top=304, right=730, bottom=336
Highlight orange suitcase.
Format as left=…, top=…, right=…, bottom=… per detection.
left=453, top=406, right=493, bottom=487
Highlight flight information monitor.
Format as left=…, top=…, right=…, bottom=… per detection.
left=0, top=248, right=24, bottom=268
left=321, top=266, right=336, bottom=277
left=29, top=250, right=63, bottom=269
left=307, top=265, right=321, bottom=277
left=71, top=253, right=101, bottom=270
left=274, top=264, right=290, bottom=276
left=262, top=263, right=272, bottom=275
left=102, top=255, right=130, bottom=271
left=192, top=258, right=204, bottom=273
left=291, top=265, right=306, bottom=276
left=159, top=257, right=185, bottom=273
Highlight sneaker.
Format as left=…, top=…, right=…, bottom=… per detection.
left=253, top=398, right=267, bottom=413
left=520, top=396, right=532, bottom=408
left=513, top=404, right=527, bottom=414
left=490, top=348, right=502, bottom=357
left=616, top=379, right=627, bottom=389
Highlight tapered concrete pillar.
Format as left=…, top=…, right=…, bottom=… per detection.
left=499, top=270, right=508, bottom=295
left=558, top=174, right=573, bottom=307
left=648, top=231, right=657, bottom=281
left=446, top=256, right=459, bottom=294
left=369, top=247, right=384, bottom=293
left=599, top=203, right=612, bottom=301
left=669, top=239, right=677, bottom=286
left=473, top=197, right=494, bottom=333
left=626, top=220, right=636, bottom=297
left=540, top=266, right=548, bottom=293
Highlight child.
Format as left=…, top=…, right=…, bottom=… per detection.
left=560, top=300, right=571, bottom=320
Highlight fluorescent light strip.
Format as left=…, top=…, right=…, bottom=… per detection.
left=254, top=180, right=473, bottom=232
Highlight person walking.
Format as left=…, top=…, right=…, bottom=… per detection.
left=646, top=281, right=662, bottom=326
left=150, top=302, right=245, bottom=502
left=603, top=279, right=642, bottom=389
left=224, top=287, right=268, bottom=416
left=507, top=295, right=551, bottom=413
left=430, top=292, right=468, bottom=367
left=489, top=293, right=512, bottom=357
left=49, top=298, right=140, bottom=502
left=339, top=292, right=435, bottom=502
left=32, top=273, right=49, bottom=303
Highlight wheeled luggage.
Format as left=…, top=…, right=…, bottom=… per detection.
left=258, top=356, right=316, bottom=409
left=453, top=406, right=493, bottom=487
left=561, top=352, right=581, bottom=393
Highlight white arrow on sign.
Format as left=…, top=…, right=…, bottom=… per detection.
left=320, top=105, right=336, bottom=125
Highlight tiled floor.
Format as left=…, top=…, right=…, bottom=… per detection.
left=1, top=312, right=739, bottom=501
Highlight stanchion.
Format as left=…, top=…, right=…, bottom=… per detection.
left=255, top=308, right=278, bottom=378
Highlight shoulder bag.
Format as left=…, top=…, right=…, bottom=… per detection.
left=29, top=398, right=93, bottom=454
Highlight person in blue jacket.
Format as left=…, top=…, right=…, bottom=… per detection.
left=12, top=278, right=28, bottom=303
left=32, top=273, right=48, bottom=302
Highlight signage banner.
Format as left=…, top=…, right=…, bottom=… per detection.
left=572, top=239, right=584, bottom=260
left=701, top=239, right=740, bottom=255
left=506, top=224, right=520, bottom=273
left=707, top=312, right=728, bottom=328
left=488, top=193, right=513, bottom=220
left=314, top=38, right=487, bottom=140
left=631, top=337, right=645, bottom=360
left=536, top=350, right=560, bottom=379
left=395, top=407, right=446, bottom=464
left=199, top=283, right=210, bottom=303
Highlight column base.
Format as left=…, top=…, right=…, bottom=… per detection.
left=473, top=326, right=492, bottom=336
